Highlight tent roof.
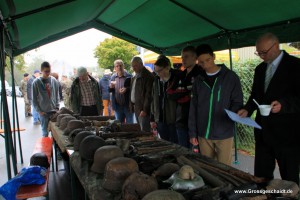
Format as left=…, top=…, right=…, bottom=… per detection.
left=1, top=0, right=300, bottom=56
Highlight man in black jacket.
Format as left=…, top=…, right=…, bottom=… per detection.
left=238, top=33, right=300, bottom=185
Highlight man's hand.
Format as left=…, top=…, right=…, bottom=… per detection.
left=150, top=122, right=157, bottom=129
left=190, top=137, right=198, bottom=146
left=109, top=81, right=116, bottom=88
left=237, top=109, right=248, bottom=118
left=119, top=87, right=127, bottom=94
left=271, top=100, right=281, bottom=113
left=39, top=112, right=45, bottom=116
left=139, top=111, right=147, bottom=117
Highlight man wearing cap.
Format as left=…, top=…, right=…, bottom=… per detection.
left=20, top=73, right=31, bottom=117
left=99, top=69, right=114, bottom=116
left=70, top=67, right=103, bottom=116
left=110, top=60, right=134, bottom=123
left=27, top=69, right=41, bottom=124
left=61, top=75, right=72, bottom=109
left=32, top=62, right=60, bottom=137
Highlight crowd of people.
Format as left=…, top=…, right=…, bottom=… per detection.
left=20, top=32, right=300, bottom=185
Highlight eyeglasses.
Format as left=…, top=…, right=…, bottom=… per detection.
left=43, top=70, right=50, bottom=73
left=255, top=43, right=275, bottom=57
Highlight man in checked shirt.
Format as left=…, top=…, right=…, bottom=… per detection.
left=70, top=67, right=103, bottom=116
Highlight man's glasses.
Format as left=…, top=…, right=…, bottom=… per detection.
left=154, top=67, right=164, bottom=74
left=255, top=43, right=275, bottom=57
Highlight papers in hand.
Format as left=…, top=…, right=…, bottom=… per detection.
left=225, top=109, right=261, bottom=129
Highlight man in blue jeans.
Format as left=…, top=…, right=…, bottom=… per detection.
left=110, top=59, right=133, bottom=123
left=32, top=62, right=60, bottom=137
left=27, top=69, right=41, bottom=125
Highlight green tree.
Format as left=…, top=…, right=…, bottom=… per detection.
left=94, top=37, right=139, bottom=72
left=5, top=54, right=26, bottom=86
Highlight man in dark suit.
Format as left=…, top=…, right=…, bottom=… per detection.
left=238, top=33, right=300, bottom=185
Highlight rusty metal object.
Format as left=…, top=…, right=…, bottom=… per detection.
left=99, top=131, right=152, bottom=139
left=119, top=123, right=141, bottom=132
left=177, top=155, right=225, bottom=187
left=79, top=116, right=115, bottom=121
left=136, top=145, right=176, bottom=155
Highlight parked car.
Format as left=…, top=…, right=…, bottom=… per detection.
left=6, top=86, right=23, bottom=97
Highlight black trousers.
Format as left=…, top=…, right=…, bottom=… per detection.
left=80, top=105, right=98, bottom=116
left=254, top=136, right=300, bottom=185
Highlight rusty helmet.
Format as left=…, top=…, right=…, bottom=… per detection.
left=142, top=190, right=185, bottom=200
left=79, top=135, right=106, bottom=161
left=68, top=128, right=86, bottom=143
left=90, top=145, right=124, bottom=174
left=122, top=172, right=158, bottom=200
left=63, top=120, right=85, bottom=135
left=73, top=131, right=94, bottom=151
left=30, top=152, right=50, bottom=169
left=59, top=115, right=76, bottom=130
left=55, top=114, right=71, bottom=126
left=58, top=107, right=74, bottom=115
left=102, top=157, right=139, bottom=193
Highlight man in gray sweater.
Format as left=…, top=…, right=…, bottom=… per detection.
left=32, top=62, right=60, bottom=137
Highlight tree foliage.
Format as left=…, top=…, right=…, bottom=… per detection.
left=5, top=54, right=26, bottom=85
left=94, top=37, right=139, bottom=71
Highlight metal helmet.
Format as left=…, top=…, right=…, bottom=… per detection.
left=73, top=131, right=94, bottom=151
left=59, top=116, right=76, bottom=130
left=152, top=163, right=180, bottom=178
left=142, top=190, right=185, bottom=200
left=55, top=114, right=71, bottom=126
left=102, top=157, right=139, bottom=193
left=122, top=172, right=158, bottom=200
left=79, top=135, right=106, bottom=161
left=68, top=128, right=86, bottom=143
left=90, top=145, right=124, bottom=174
left=63, top=120, right=85, bottom=135
left=58, top=107, right=74, bottom=115
left=30, top=152, right=50, bottom=169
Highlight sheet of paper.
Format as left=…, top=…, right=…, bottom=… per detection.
left=225, top=109, right=261, bottom=129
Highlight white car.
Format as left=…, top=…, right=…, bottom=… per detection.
left=6, top=86, right=23, bottom=97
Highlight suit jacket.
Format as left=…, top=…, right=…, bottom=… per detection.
left=244, top=51, right=300, bottom=146
left=130, top=67, right=154, bottom=116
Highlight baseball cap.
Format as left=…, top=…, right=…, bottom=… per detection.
left=34, top=69, right=40, bottom=74
left=77, top=67, right=87, bottom=76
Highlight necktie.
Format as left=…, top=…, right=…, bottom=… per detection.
left=264, top=64, right=273, bottom=92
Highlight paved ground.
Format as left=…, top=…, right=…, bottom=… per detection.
left=0, top=96, right=281, bottom=199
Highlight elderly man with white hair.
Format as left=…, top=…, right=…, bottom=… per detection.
left=70, top=66, right=103, bottom=116
left=130, top=56, right=154, bottom=131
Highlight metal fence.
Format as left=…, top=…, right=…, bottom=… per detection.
left=231, top=59, right=261, bottom=155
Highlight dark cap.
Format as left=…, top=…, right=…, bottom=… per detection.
left=34, top=69, right=40, bottom=74
left=23, top=73, right=29, bottom=77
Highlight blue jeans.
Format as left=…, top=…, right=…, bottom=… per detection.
left=39, top=113, right=50, bottom=137
left=177, top=127, right=191, bottom=148
left=157, top=122, right=178, bottom=144
left=115, top=106, right=134, bottom=124
left=32, top=105, right=40, bottom=123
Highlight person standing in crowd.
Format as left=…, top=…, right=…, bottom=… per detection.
left=61, top=75, right=72, bottom=110
left=50, top=72, right=63, bottom=101
left=175, top=46, right=203, bottom=148
left=151, top=55, right=179, bottom=143
left=130, top=56, right=154, bottom=131
left=110, top=60, right=133, bottom=123
left=20, top=73, right=31, bottom=117
left=238, top=33, right=300, bottom=185
left=99, top=69, right=114, bottom=116
left=27, top=69, right=41, bottom=125
left=32, top=62, right=60, bottom=137
left=19, top=73, right=32, bottom=117
left=189, top=44, right=243, bottom=165
left=70, top=67, right=103, bottom=116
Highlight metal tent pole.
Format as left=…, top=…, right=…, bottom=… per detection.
left=0, top=24, right=18, bottom=179
left=227, top=35, right=239, bottom=165
left=10, top=55, right=23, bottom=163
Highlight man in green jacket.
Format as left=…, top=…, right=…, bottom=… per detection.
left=70, top=67, right=103, bottom=116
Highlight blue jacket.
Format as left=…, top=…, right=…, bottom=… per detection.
left=99, top=75, right=111, bottom=100
left=189, top=64, right=243, bottom=140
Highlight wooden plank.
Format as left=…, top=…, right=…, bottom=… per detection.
left=0, top=128, right=26, bottom=134
left=16, top=137, right=53, bottom=199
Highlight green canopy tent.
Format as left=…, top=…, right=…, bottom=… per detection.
left=1, top=0, right=300, bottom=180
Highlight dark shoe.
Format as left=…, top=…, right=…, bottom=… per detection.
left=28, top=113, right=32, bottom=116
left=25, top=113, right=29, bottom=117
